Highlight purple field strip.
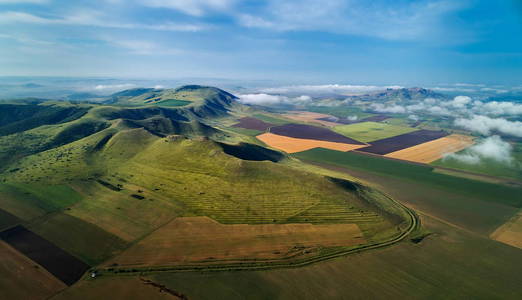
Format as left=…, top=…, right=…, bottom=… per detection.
left=269, top=123, right=366, bottom=144
left=0, top=225, right=90, bottom=286
left=317, top=115, right=390, bottom=125
left=232, top=117, right=274, bottom=131
left=357, top=129, right=449, bottom=155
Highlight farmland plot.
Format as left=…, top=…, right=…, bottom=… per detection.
left=385, top=134, right=474, bottom=163
left=257, top=133, right=367, bottom=153
left=108, top=216, right=365, bottom=266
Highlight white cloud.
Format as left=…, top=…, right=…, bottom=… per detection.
left=94, top=83, right=136, bottom=91
left=237, top=93, right=312, bottom=105
left=0, top=11, right=205, bottom=31
left=371, top=103, right=406, bottom=114
left=107, top=39, right=182, bottom=55
left=139, top=0, right=235, bottom=16
left=473, top=101, right=522, bottom=116
left=444, top=135, right=513, bottom=165
left=259, top=84, right=402, bottom=95
left=238, top=93, right=288, bottom=105
left=446, top=95, right=471, bottom=108
left=455, top=115, right=522, bottom=137
left=408, top=114, right=419, bottom=121
left=238, top=0, right=467, bottom=41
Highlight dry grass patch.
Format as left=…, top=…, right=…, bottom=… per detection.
left=385, top=134, right=474, bottom=163
left=257, top=133, right=366, bottom=153
left=490, top=210, right=522, bottom=250
left=283, top=111, right=340, bottom=127
left=108, top=216, right=364, bottom=267
left=0, top=241, right=66, bottom=300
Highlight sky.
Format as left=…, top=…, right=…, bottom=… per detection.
left=0, top=0, right=521, bottom=85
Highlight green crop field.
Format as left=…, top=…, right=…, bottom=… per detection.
left=28, top=213, right=129, bottom=265
left=154, top=99, right=192, bottom=107
left=293, top=148, right=522, bottom=235
left=333, top=121, right=417, bottom=142
left=303, top=105, right=375, bottom=119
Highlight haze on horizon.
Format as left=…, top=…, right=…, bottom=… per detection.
left=0, top=0, right=521, bottom=86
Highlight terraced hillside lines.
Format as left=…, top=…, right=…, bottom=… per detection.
left=333, top=121, right=418, bottom=143
left=287, top=200, right=384, bottom=225
left=0, top=226, right=90, bottom=286
left=490, top=210, right=522, bottom=250
left=0, top=241, right=66, bottom=300
left=358, top=129, right=449, bottom=155
left=28, top=213, right=129, bottom=266
left=385, top=134, right=474, bottom=163
left=257, top=133, right=367, bottom=154
left=283, top=111, right=340, bottom=127
left=232, top=117, right=274, bottom=131
left=108, top=216, right=365, bottom=267
left=270, top=123, right=365, bottom=144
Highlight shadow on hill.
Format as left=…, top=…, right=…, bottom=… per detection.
left=218, top=142, right=284, bottom=162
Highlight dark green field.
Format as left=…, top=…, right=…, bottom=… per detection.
left=293, top=148, right=522, bottom=235
left=154, top=99, right=192, bottom=107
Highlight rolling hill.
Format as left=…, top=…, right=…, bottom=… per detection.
left=0, top=85, right=413, bottom=299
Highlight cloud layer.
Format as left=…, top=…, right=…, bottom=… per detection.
left=444, top=135, right=514, bottom=165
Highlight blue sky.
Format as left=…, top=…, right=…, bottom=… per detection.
left=0, top=0, right=521, bottom=85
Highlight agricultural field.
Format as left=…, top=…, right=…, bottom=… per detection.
left=0, top=241, right=66, bottom=300
left=257, top=133, right=367, bottom=153
left=107, top=216, right=365, bottom=267
left=28, top=213, right=129, bottom=266
left=282, top=111, right=340, bottom=127
left=385, top=134, right=474, bottom=163
left=270, top=123, right=365, bottom=144
left=293, top=148, right=522, bottom=235
left=490, top=210, right=522, bottom=249
left=0, top=226, right=90, bottom=285
left=333, top=121, right=418, bottom=143
left=357, top=129, right=449, bottom=155
left=51, top=276, right=179, bottom=300
left=148, top=214, right=522, bottom=300
left=232, top=116, right=274, bottom=131
left=432, top=142, right=522, bottom=181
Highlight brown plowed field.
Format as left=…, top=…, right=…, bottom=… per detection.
left=108, top=216, right=364, bottom=267
left=283, top=111, right=340, bottom=127
left=257, top=133, right=367, bottom=153
left=232, top=117, right=274, bottom=131
left=385, top=134, right=474, bottom=163
left=358, top=130, right=449, bottom=155
left=0, top=241, right=66, bottom=300
left=0, top=225, right=90, bottom=286
left=490, top=210, right=522, bottom=250
left=270, top=123, right=365, bottom=144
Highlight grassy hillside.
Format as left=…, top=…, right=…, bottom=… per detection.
left=0, top=87, right=413, bottom=298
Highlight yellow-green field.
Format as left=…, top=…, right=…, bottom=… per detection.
left=333, top=121, right=417, bottom=143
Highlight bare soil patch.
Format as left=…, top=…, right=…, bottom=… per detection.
left=232, top=117, right=274, bottom=131
left=270, top=123, right=365, bottom=144
left=257, top=133, right=367, bottom=153
left=358, top=130, right=449, bottom=155
left=0, top=225, right=90, bottom=285
left=490, top=210, right=522, bottom=250
left=108, top=216, right=364, bottom=267
left=385, top=134, right=474, bottom=163
left=283, top=111, right=340, bottom=127
left=0, top=241, right=66, bottom=300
